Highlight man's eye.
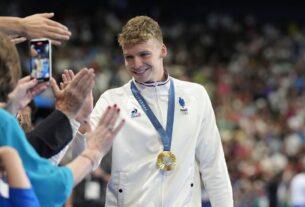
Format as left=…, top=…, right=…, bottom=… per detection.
left=140, top=53, right=150, bottom=57
left=125, top=56, right=133, bottom=60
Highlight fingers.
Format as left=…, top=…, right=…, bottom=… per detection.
left=67, top=69, right=75, bottom=80
left=62, top=70, right=68, bottom=84
left=69, top=68, right=95, bottom=95
left=30, top=82, right=49, bottom=97
left=45, top=17, right=70, bottom=32
left=38, top=12, right=70, bottom=32
left=11, top=37, right=27, bottom=44
left=50, top=77, right=60, bottom=96
left=38, top=12, right=55, bottom=19
left=97, top=105, right=124, bottom=133
left=18, top=76, right=31, bottom=84
left=21, top=78, right=38, bottom=91
left=98, top=106, right=112, bottom=126
left=62, top=69, right=74, bottom=84
left=111, top=119, right=125, bottom=136
left=44, top=24, right=71, bottom=40
left=50, top=39, right=62, bottom=46
left=60, top=82, right=65, bottom=90
left=107, top=106, right=120, bottom=129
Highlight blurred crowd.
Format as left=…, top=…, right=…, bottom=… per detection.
left=2, top=1, right=305, bottom=206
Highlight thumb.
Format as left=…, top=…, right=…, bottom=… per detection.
left=50, top=77, right=60, bottom=96
left=22, top=78, right=38, bottom=91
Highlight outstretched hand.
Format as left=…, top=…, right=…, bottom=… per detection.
left=60, top=69, right=94, bottom=128
left=86, top=105, right=125, bottom=158
left=50, top=68, right=95, bottom=119
left=20, top=13, right=72, bottom=45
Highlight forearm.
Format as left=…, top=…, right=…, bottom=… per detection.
left=67, top=149, right=101, bottom=186
left=1, top=148, right=31, bottom=188
left=0, top=16, right=24, bottom=36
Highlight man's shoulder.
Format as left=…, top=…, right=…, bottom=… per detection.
left=173, top=78, right=206, bottom=94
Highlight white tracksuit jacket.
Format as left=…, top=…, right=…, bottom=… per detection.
left=90, top=77, right=233, bottom=207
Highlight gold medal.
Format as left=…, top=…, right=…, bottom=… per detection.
left=156, top=151, right=176, bottom=171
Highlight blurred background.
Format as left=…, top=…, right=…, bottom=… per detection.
left=2, top=0, right=305, bottom=206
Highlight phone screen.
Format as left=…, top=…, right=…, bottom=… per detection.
left=30, top=39, right=51, bottom=81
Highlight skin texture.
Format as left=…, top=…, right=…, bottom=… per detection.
left=50, top=68, right=95, bottom=119
left=0, top=13, right=71, bottom=45
left=6, top=76, right=48, bottom=115
left=60, top=69, right=93, bottom=129
left=122, top=38, right=167, bottom=83
left=0, top=147, right=31, bottom=188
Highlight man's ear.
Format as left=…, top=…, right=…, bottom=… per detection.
left=160, top=43, right=167, bottom=58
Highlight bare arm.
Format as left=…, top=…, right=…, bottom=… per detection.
left=0, top=147, right=31, bottom=188
left=67, top=105, right=125, bottom=186
left=0, top=13, right=71, bottom=45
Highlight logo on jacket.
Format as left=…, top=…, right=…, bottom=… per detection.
left=179, top=97, right=188, bottom=114
left=131, top=108, right=141, bottom=118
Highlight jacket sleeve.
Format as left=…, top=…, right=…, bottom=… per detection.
left=26, top=110, right=73, bottom=158
left=195, top=87, right=234, bottom=207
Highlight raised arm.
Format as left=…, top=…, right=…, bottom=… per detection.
left=67, top=105, right=125, bottom=185
left=0, top=13, right=71, bottom=45
left=27, top=68, right=95, bottom=158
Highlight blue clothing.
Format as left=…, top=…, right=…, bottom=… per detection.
left=0, top=187, right=40, bottom=207
left=0, top=109, right=73, bottom=207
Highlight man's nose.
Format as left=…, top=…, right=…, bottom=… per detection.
left=133, top=57, right=143, bottom=68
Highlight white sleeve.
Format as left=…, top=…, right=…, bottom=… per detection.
left=195, top=88, right=233, bottom=206
left=48, top=118, right=81, bottom=165
left=71, top=131, right=87, bottom=158
left=48, top=143, right=71, bottom=165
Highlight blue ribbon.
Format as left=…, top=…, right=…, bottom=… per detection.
left=130, top=79, right=175, bottom=151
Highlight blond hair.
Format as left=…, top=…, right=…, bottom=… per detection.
left=118, top=16, right=163, bottom=47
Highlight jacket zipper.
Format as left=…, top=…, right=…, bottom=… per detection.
left=154, top=82, right=165, bottom=207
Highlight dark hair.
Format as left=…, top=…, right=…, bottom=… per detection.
left=0, top=32, right=21, bottom=102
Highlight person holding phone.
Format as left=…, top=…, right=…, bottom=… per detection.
left=76, top=16, right=233, bottom=206
left=3, top=35, right=93, bottom=159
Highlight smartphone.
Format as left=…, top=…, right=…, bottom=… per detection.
left=29, top=38, right=52, bottom=81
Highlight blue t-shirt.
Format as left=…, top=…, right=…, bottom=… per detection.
left=0, top=109, right=73, bottom=207
left=0, top=187, right=40, bottom=207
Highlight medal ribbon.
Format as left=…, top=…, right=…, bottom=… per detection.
left=131, top=79, right=175, bottom=151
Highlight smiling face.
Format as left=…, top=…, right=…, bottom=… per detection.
left=122, top=38, right=167, bottom=83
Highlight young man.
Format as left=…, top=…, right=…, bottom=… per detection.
left=80, top=16, right=233, bottom=206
